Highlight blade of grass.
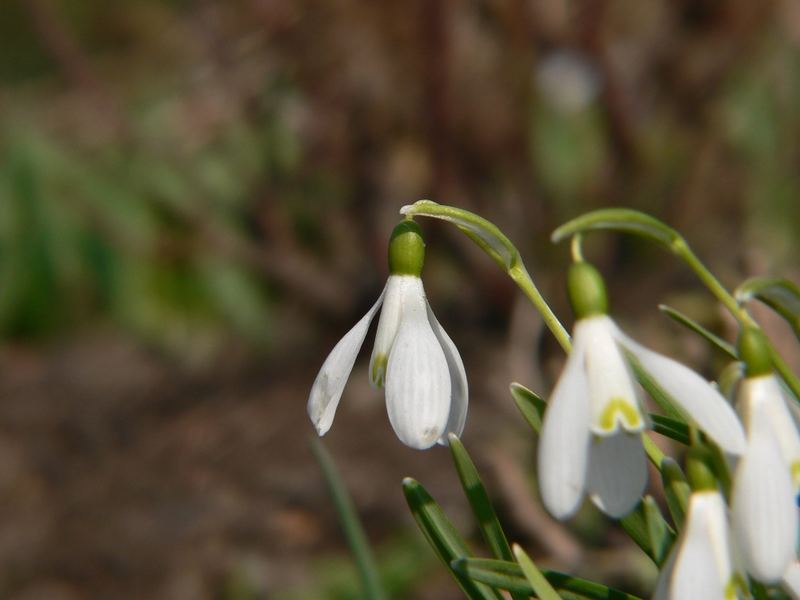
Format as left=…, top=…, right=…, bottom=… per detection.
left=310, top=438, right=387, bottom=600
left=658, top=304, right=737, bottom=359
left=512, top=544, right=562, bottom=600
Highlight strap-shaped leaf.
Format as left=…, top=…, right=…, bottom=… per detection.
left=448, top=436, right=528, bottom=600
left=619, top=497, right=676, bottom=566
left=552, top=208, right=681, bottom=249
left=512, top=544, right=562, bottom=600
left=658, top=304, right=737, bottom=359
left=650, top=414, right=690, bottom=446
left=450, top=557, right=645, bottom=600
left=510, top=382, right=545, bottom=433
left=402, top=478, right=503, bottom=600
left=311, top=438, right=387, bottom=600
left=736, top=276, right=800, bottom=339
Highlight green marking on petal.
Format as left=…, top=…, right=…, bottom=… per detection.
left=727, top=573, right=747, bottom=600
left=597, top=398, right=643, bottom=433
left=371, top=353, right=388, bottom=388
left=792, top=461, right=800, bottom=489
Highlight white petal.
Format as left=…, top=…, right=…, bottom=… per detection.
left=783, top=561, right=800, bottom=600
left=671, top=491, right=733, bottom=600
left=652, top=545, right=677, bottom=600
left=385, top=279, right=451, bottom=449
left=741, top=375, right=800, bottom=486
left=538, top=332, right=592, bottom=520
left=369, top=275, right=410, bottom=388
left=307, top=287, right=386, bottom=435
left=425, top=302, right=469, bottom=445
left=586, top=432, right=647, bottom=518
left=615, top=327, right=746, bottom=455
left=732, top=384, right=798, bottom=583
left=578, top=316, right=646, bottom=435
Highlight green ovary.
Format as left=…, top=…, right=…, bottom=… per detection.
left=598, top=397, right=643, bottom=433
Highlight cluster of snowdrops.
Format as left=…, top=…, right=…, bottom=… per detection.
left=308, top=201, right=800, bottom=600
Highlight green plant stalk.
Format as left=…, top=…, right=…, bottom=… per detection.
left=311, top=438, right=387, bottom=600
left=509, top=263, right=572, bottom=352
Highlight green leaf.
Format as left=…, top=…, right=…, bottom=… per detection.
left=400, top=200, right=520, bottom=271
left=658, top=304, right=737, bottom=359
left=402, top=478, right=503, bottom=600
left=736, top=276, right=800, bottom=339
left=451, top=558, right=645, bottom=600
left=510, top=382, right=546, bottom=434
left=619, top=498, right=676, bottom=566
left=643, top=496, right=674, bottom=565
left=552, top=209, right=681, bottom=249
left=310, top=438, right=387, bottom=600
left=512, top=544, right=562, bottom=600
left=650, top=414, right=690, bottom=446
left=660, top=457, right=690, bottom=530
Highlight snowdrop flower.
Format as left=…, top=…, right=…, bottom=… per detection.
left=538, top=262, right=747, bottom=520
left=730, top=329, right=799, bottom=583
left=307, top=220, right=467, bottom=450
left=653, top=490, right=740, bottom=600
left=782, top=560, right=800, bottom=600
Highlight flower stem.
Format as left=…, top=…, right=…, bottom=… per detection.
left=509, top=264, right=572, bottom=353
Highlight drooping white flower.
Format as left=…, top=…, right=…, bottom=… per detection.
left=653, top=491, right=740, bottom=600
left=307, top=221, right=467, bottom=450
left=730, top=373, right=799, bottom=583
left=538, top=262, right=747, bottom=520
left=782, top=560, right=800, bottom=600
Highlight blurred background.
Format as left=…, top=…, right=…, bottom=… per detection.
left=1, top=0, right=800, bottom=598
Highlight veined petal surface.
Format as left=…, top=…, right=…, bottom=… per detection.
left=369, top=275, right=409, bottom=387
left=586, top=432, right=647, bottom=518
left=615, top=328, right=746, bottom=455
left=578, top=316, right=645, bottom=435
left=732, top=384, right=797, bottom=583
left=670, top=491, right=733, bottom=600
left=308, top=287, right=386, bottom=435
left=385, top=278, right=451, bottom=449
left=538, top=333, right=592, bottom=519
left=425, top=302, right=469, bottom=445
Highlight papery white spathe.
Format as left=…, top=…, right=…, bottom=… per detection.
left=653, top=491, right=738, bottom=600
left=307, top=274, right=467, bottom=450
left=731, top=374, right=799, bottom=583
left=538, top=315, right=747, bottom=520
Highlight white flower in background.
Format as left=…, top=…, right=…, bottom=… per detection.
left=653, top=490, right=739, bottom=600
left=538, top=262, right=747, bottom=520
left=307, top=220, right=467, bottom=450
left=730, top=330, right=800, bottom=584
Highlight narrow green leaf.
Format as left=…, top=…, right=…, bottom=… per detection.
left=447, top=436, right=528, bottom=600
left=619, top=498, right=676, bottom=566
left=402, top=478, right=503, bottom=600
left=736, top=276, right=800, bottom=339
left=552, top=209, right=681, bottom=249
left=643, top=496, right=673, bottom=565
left=451, top=558, right=645, bottom=600
left=650, top=414, right=690, bottom=445
left=513, top=544, right=562, bottom=600
left=311, top=438, right=387, bottom=600
left=660, top=457, right=690, bottom=529
left=400, top=200, right=520, bottom=271
left=510, top=382, right=545, bottom=434
left=658, top=304, right=737, bottom=359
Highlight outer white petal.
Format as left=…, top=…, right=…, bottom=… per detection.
left=369, top=275, right=410, bottom=387
left=578, top=316, right=645, bottom=435
left=425, top=302, right=469, bottom=445
left=307, top=286, right=386, bottom=435
left=385, top=278, right=451, bottom=449
left=652, top=544, right=677, bottom=600
left=670, top=491, right=733, bottom=600
left=732, top=384, right=798, bottom=583
left=538, top=331, right=592, bottom=520
left=615, top=327, right=746, bottom=455
left=586, top=432, right=647, bottom=518
left=741, top=375, right=800, bottom=486
left=783, top=561, right=800, bottom=600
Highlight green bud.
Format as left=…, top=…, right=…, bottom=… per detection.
left=567, top=261, right=608, bottom=319
left=737, top=328, right=772, bottom=377
left=686, top=445, right=717, bottom=492
left=388, top=220, right=425, bottom=276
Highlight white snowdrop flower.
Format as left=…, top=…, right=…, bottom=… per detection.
left=307, top=220, right=467, bottom=450
left=538, top=262, right=747, bottom=520
left=653, top=490, right=740, bottom=600
left=782, top=560, right=800, bottom=600
left=730, top=329, right=799, bottom=583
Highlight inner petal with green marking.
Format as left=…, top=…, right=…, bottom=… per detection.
left=371, top=353, right=388, bottom=388
left=595, top=397, right=644, bottom=434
